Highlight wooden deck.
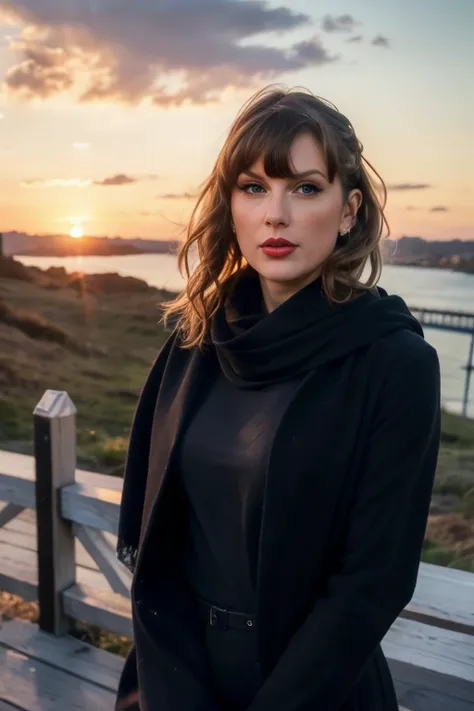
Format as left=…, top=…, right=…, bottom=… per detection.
left=0, top=618, right=123, bottom=711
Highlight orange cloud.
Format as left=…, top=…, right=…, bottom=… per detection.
left=1, top=0, right=338, bottom=106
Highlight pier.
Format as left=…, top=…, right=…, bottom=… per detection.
left=409, top=307, right=474, bottom=417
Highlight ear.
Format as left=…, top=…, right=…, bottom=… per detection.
left=339, top=189, right=363, bottom=233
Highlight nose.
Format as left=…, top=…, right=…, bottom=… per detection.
left=264, top=191, right=290, bottom=228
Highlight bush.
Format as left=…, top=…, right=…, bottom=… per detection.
left=0, top=256, right=35, bottom=282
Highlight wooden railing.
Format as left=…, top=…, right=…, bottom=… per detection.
left=1, top=389, right=474, bottom=708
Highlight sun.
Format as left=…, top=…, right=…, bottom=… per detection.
left=69, top=225, right=84, bottom=239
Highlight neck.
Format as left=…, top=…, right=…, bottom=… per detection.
left=260, top=269, right=322, bottom=313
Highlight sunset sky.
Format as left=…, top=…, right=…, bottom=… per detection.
left=0, top=0, right=472, bottom=242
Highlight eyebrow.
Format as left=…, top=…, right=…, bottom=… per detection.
left=241, top=168, right=327, bottom=180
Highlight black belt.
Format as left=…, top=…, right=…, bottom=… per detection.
left=197, top=598, right=257, bottom=631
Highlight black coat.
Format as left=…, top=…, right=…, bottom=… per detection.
left=115, top=285, right=441, bottom=711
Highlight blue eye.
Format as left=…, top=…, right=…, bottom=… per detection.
left=240, top=182, right=264, bottom=194
left=297, top=183, right=320, bottom=195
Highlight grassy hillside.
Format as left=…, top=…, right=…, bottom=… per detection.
left=0, top=256, right=172, bottom=474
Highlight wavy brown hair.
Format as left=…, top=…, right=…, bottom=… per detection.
left=163, top=84, right=390, bottom=348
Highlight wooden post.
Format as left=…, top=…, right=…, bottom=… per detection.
left=462, top=332, right=474, bottom=418
left=34, top=390, right=77, bottom=635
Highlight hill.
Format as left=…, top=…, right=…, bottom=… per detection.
left=383, top=236, right=474, bottom=265
left=0, top=231, right=180, bottom=257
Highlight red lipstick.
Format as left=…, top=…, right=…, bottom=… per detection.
left=260, top=237, right=297, bottom=258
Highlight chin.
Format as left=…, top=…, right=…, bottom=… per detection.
left=252, top=258, right=321, bottom=286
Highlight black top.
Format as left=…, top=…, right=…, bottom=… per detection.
left=177, top=369, right=299, bottom=612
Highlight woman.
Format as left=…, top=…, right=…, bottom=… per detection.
left=115, top=85, right=441, bottom=711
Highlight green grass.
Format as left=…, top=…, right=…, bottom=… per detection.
left=0, top=260, right=172, bottom=473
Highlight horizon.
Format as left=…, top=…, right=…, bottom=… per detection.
left=0, top=0, right=472, bottom=242
left=3, top=230, right=474, bottom=246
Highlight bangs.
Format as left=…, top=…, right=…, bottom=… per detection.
left=224, top=107, right=340, bottom=188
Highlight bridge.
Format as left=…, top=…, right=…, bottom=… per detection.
left=409, top=306, right=474, bottom=417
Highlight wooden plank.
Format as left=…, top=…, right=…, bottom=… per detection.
left=0, top=508, right=119, bottom=572
left=61, top=483, right=121, bottom=535
left=0, top=527, right=101, bottom=573
left=383, top=617, right=474, bottom=686
left=0, top=618, right=124, bottom=693
left=0, top=542, right=38, bottom=601
left=0, top=470, right=35, bottom=509
left=0, top=541, right=120, bottom=598
left=73, top=524, right=132, bottom=597
left=402, top=562, right=474, bottom=636
left=0, top=644, right=117, bottom=711
left=63, top=583, right=132, bottom=638
left=0, top=449, right=122, bottom=514
left=391, top=659, right=474, bottom=711
left=0, top=449, right=123, bottom=493
left=0, top=504, right=24, bottom=528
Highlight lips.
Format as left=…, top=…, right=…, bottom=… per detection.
left=261, top=237, right=296, bottom=247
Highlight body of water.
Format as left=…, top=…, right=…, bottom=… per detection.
left=17, top=253, right=474, bottom=418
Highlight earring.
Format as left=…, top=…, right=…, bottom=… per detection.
left=231, top=222, right=236, bottom=233
left=339, top=226, right=351, bottom=237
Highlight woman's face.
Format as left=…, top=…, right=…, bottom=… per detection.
left=230, top=131, right=362, bottom=309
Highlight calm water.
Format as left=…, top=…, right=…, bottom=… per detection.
left=18, top=254, right=474, bottom=418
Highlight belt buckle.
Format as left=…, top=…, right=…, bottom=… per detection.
left=209, top=606, right=218, bottom=626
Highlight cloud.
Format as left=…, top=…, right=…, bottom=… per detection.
left=93, top=173, right=136, bottom=186
left=20, top=173, right=147, bottom=187
left=20, top=177, right=93, bottom=188
left=322, top=14, right=356, bottom=33
left=372, top=35, right=390, bottom=48
left=346, top=35, right=363, bottom=44
left=431, top=205, right=448, bottom=212
left=72, top=141, right=90, bottom=150
left=387, top=183, right=432, bottom=191
left=0, top=112, right=4, bottom=119
left=406, top=206, right=419, bottom=211
left=158, top=192, right=197, bottom=199
left=0, top=0, right=338, bottom=106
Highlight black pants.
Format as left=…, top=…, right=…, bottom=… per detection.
left=198, top=599, right=263, bottom=711
left=198, top=599, right=399, bottom=711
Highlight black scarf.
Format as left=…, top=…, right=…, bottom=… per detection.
left=210, top=267, right=423, bottom=388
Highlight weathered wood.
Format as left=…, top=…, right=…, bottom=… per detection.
left=0, top=449, right=122, bottom=512
left=34, top=390, right=77, bottom=635
left=402, top=562, right=474, bottom=637
left=63, top=583, right=132, bottom=638
left=0, top=541, right=38, bottom=601
left=0, top=541, right=122, bottom=596
left=390, top=659, right=474, bottom=711
left=0, top=468, right=35, bottom=509
left=61, top=481, right=121, bottom=535
left=0, top=618, right=124, bottom=693
left=385, top=619, right=474, bottom=710
left=0, top=507, right=119, bottom=572
left=73, top=523, right=132, bottom=597
left=0, top=644, right=117, bottom=711
left=0, top=525, right=99, bottom=572
left=0, top=448, right=123, bottom=490
left=383, top=617, right=474, bottom=684
left=0, top=503, right=25, bottom=529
